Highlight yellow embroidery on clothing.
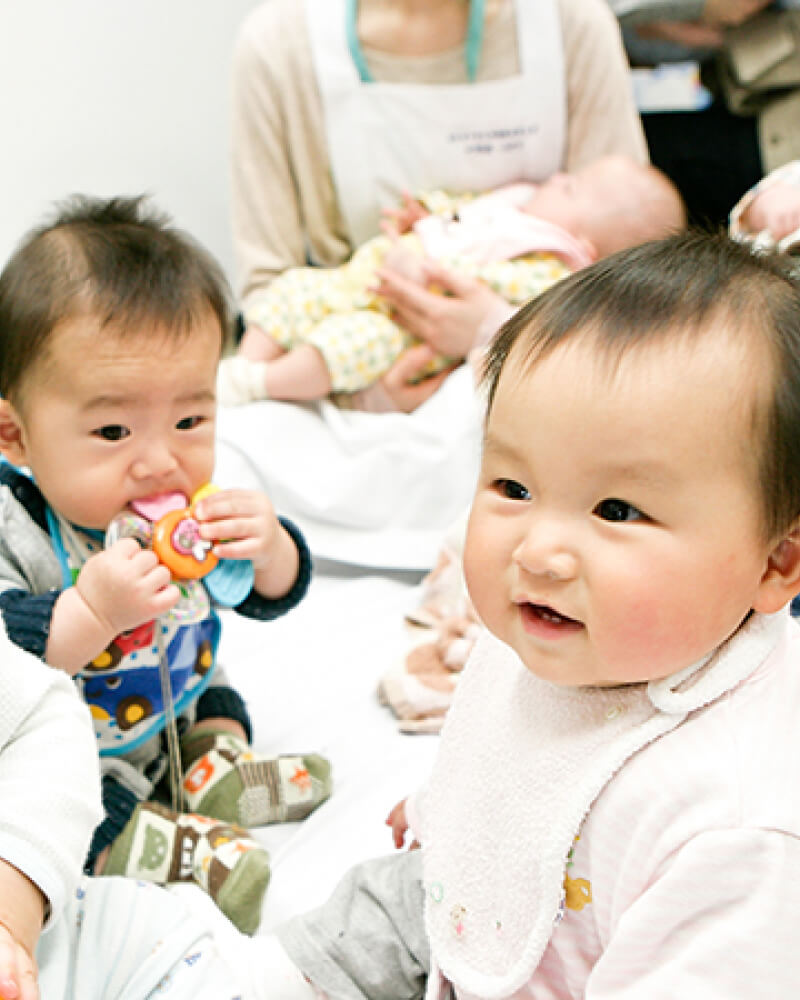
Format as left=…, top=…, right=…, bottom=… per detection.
left=564, top=874, right=592, bottom=911
left=564, top=834, right=592, bottom=910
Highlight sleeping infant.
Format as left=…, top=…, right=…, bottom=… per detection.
left=218, top=156, right=686, bottom=405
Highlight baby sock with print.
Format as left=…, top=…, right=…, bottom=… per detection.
left=102, top=801, right=270, bottom=935
left=181, top=729, right=332, bottom=828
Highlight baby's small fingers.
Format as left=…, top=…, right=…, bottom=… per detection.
left=107, top=536, right=145, bottom=559
left=210, top=537, right=262, bottom=562
left=200, top=507, right=273, bottom=544
left=149, top=582, right=181, bottom=613
left=130, top=547, right=162, bottom=574
left=140, top=561, right=173, bottom=592
left=198, top=514, right=248, bottom=544
left=196, top=490, right=269, bottom=522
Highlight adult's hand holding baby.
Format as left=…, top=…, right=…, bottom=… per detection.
left=376, top=345, right=459, bottom=412
left=380, top=191, right=429, bottom=239
left=375, top=262, right=508, bottom=359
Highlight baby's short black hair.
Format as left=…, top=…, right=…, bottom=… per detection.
left=0, top=194, right=232, bottom=403
left=483, top=230, right=800, bottom=541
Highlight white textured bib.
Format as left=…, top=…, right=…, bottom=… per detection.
left=418, top=611, right=786, bottom=999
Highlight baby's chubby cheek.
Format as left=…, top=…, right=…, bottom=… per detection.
left=461, top=526, right=492, bottom=621
left=602, top=591, right=740, bottom=683
left=593, top=590, right=694, bottom=682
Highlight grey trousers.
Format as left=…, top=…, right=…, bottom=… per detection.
left=276, top=851, right=430, bottom=1000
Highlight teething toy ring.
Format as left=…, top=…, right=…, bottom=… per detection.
left=152, top=508, right=218, bottom=580
left=106, top=483, right=254, bottom=607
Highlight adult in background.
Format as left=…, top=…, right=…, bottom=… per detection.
left=230, top=0, right=647, bottom=410
left=611, top=0, right=800, bottom=226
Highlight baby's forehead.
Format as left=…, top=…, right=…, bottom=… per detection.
left=578, top=156, right=640, bottom=186
left=56, top=305, right=222, bottom=345
left=508, top=312, right=773, bottom=405
left=34, top=309, right=220, bottom=379
left=497, top=322, right=771, bottom=468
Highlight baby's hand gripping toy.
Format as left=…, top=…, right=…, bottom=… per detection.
left=106, top=484, right=254, bottom=613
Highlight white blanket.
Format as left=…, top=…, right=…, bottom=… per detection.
left=214, top=364, right=483, bottom=571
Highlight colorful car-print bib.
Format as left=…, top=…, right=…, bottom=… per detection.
left=48, top=511, right=221, bottom=756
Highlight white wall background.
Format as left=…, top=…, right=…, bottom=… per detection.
left=0, top=1, right=262, bottom=285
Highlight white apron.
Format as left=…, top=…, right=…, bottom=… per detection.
left=306, top=0, right=566, bottom=245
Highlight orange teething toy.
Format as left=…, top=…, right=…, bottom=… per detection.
left=152, top=505, right=218, bottom=580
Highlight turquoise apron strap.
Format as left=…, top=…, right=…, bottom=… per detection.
left=465, top=0, right=485, bottom=82
left=346, top=0, right=485, bottom=83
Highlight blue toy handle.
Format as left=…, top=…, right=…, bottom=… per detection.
left=204, top=557, right=255, bottom=607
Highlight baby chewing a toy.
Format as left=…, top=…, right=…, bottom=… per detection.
left=105, top=483, right=255, bottom=616
left=100, top=484, right=256, bottom=810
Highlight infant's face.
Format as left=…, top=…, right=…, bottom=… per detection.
left=743, top=180, right=800, bottom=241
left=520, top=157, right=641, bottom=239
left=465, top=325, right=777, bottom=688
left=8, top=314, right=220, bottom=529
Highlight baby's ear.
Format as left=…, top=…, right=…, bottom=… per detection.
left=753, top=527, right=800, bottom=614
left=0, top=398, right=27, bottom=468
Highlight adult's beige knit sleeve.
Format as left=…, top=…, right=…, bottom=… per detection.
left=560, top=0, right=649, bottom=172
left=231, top=1, right=351, bottom=310
left=230, top=0, right=646, bottom=310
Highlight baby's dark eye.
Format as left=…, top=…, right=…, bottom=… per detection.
left=176, top=416, right=203, bottom=431
left=594, top=498, right=643, bottom=523
left=93, top=425, right=129, bottom=442
left=495, top=479, right=531, bottom=501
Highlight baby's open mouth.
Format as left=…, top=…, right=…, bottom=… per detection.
left=520, top=603, right=583, bottom=634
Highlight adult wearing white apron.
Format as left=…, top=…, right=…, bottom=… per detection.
left=231, top=0, right=646, bottom=341
left=307, top=0, right=565, bottom=248
left=220, top=0, right=644, bottom=565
